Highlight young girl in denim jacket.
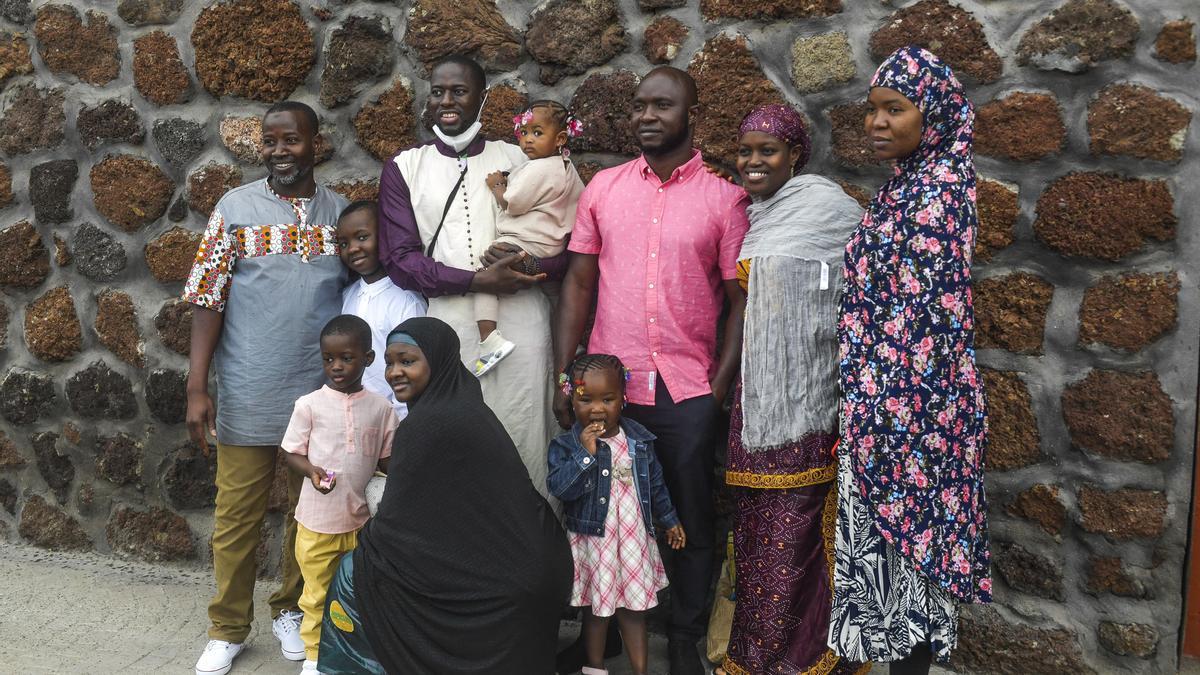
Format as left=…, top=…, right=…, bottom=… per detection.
left=547, top=353, right=686, bottom=675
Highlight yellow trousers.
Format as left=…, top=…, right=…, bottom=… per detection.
left=208, top=443, right=304, bottom=643
left=295, top=523, right=359, bottom=661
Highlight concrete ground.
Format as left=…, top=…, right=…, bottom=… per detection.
left=0, top=542, right=947, bottom=675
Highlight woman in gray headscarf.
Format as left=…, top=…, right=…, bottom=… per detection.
left=719, top=104, right=866, bottom=675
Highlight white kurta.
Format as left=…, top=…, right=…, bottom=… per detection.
left=394, top=141, right=558, bottom=498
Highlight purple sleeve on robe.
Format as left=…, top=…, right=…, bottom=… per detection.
left=377, top=158, right=475, bottom=298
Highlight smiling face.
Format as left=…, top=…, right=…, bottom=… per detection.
left=336, top=208, right=384, bottom=283
left=321, top=333, right=372, bottom=393
left=384, top=342, right=431, bottom=403
left=865, top=86, right=923, bottom=161
left=736, top=130, right=803, bottom=199
left=570, top=367, right=623, bottom=438
left=260, top=110, right=316, bottom=190
left=426, top=62, right=484, bottom=137
left=516, top=107, right=568, bottom=160
left=630, top=72, right=694, bottom=156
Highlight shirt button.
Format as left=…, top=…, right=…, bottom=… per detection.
left=652, top=351, right=658, bottom=357
left=650, top=252, right=656, bottom=258
left=648, top=283, right=654, bottom=289
left=602, top=469, right=609, bottom=476
left=583, top=457, right=591, bottom=464
left=600, top=497, right=607, bottom=504
left=649, top=317, right=655, bottom=323
left=652, top=218, right=659, bottom=223
left=657, top=188, right=663, bottom=193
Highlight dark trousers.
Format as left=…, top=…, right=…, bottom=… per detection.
left=623, top=379, right=718, bottom=642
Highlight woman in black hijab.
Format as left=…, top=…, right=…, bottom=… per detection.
left=318, top=317, right=572, bottom=675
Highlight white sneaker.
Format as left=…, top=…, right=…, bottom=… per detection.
left=301, top=659, right=319, bottom=673
left=272, top=609, right=306, bottom=661
left=195, top=639, right=244, bottom=675
left=474, top=330, right=516, bottom=377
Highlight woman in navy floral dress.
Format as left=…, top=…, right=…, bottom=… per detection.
left=829, top=46, right=991, bottom=675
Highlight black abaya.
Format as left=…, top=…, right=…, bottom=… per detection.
left=353, top=317, right=572, bottom=675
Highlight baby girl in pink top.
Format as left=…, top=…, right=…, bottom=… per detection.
left=281, top=314, right=398, bottom=670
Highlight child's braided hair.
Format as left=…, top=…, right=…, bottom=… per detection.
left=559, top=353, right=629, bottom=398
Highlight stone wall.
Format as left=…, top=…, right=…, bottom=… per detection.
left=0, top=0, right=1194, bottom=671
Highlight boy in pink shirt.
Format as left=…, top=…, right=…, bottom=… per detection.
left=282, top=314, right=397, bottom=673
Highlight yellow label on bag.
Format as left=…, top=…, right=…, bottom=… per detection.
left=329, top=600, right=354, bottom=632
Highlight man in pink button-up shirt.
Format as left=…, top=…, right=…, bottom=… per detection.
left=553, top=66, right=749, bottom=675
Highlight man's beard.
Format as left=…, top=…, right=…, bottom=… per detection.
left=271, top=166, right=308, bottom=186
left=638, top=124, right=690, bottom=157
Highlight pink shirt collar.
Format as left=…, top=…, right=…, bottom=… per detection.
left=634, top=149, right=705, bottom=185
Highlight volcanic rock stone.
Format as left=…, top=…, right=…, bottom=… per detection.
left=0, top=430, right=23, bottom=469
left=90, top=155, right=174, bottom=232
left=95, top=433, right=141, bottom=486
left=643, top=16, right=687, bottom=65
left=0, top=220, right=48, bottom=289
left=267, top=449, right=292, bottom=513
left=0, top=84, right=65, bottom=155
left=32, top=431, right=71, bottom=503
left=75, top=481, right=95, bottom=515
left=354, top=79, right=417, bottom=162
left=1086, top=556, right=1151, bottom=599
left=18, top=494, right=91, bottom=551
left=1088, top=84, right=1191, bottom=162
left=192, top=0, right=314, bottom=102
left=836, top=180, right=871, bottom=209
left=133, top=31, right=192, bottom=106
left=994, top=542, right=1063, bottom=600
left=639, top=0, right=685, bottom=8
left=0, top=0, right=30, bottom=24
left=1062, top=370, right=1172, bottom=464
left=1008, top=484, right=1065, bottom=536
left=952, top=607, right=1093, bottom=674
left=145, top=226, right=203, bottom=284
left=405, top=0, right=522, bottom=73
left=0, top=163, right=12, bottom=210
left=1078, top=484, right=1167, bottom=540
left=61, top=422, right=80, bottom=446
left=1078, top=272, right=1179, bottom=352
left=328, top=179, right=379, bottom=202
left=168, top=196, right=188, bottom=222
left=0, top=478, right=14, bottom=514
left=117, top=0, right=182, bottom=26
left=73, top=223, right=127, bottom=283
left=689, top=35, right=787, bottom=163
left=1017, top=0, right=1138, bottom=73
left=217, top=115, right=262, bottom=164
left=478, top=84, right=527, bottom=143
left=77, top=100, right=144, bottom=151
left=976, top=92, right=1065, bottom=161
left=526, top=0, right=627, bottom=85
left=975, top=273, right=1053, bottom=354
left=982, top=369, right=1042, bottom=470
left=34, top=5, right=119, bottom=85
left=975, top=179, right=1018, bottom=263
left=320, top=15, right=394, bottom=108
left=1033, top=173, right=1175, bottom=261
left=95, top=290, right=144, bottom=367
left=107, top=505, right=194, bottom=562
left=53, top=235, right=69, bottom=267
left=29, top=159, right=77, bottom=224
left=1098, top=622, right=1158, bottom=659
left=701, top=0, right=840, bottom=21
left=24, top=287, right=81, bottom=362
left=791, top=32, right=855, bottom=94
left=828, top=101, right=877, bottom=168
left=153, top=118, right=206, bottom=171
left=570, top=70, right=640, bottom=156
left=576, top=161, right=603, bottom=186
left=872, top=1, right=1002, bottom=83
left=146, top=369, right=186, bottom=424
left=0, top=31, right=32, bottom=86
left=154, top=299, right=192, bottom=356
left=164, top=448, right=217, bottom=509
left=186, top=164, right=242, bottom=217
left=0, top=300, right=6, bottom=347
left=1155, top=20, right=1196, bottom=64
left=0, top=370, right=55, bottom=425
left=66, top=361, right=137, bottom=420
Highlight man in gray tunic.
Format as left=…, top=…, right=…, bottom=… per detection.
left=183, top=101, right=348, bottom=675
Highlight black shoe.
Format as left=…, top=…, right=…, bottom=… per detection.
left=668, top=639, right=705, bottom=675
left=555, top=626, right=623, bottom=675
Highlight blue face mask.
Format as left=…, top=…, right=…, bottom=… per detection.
left=432, top=89, right=490, bottom=153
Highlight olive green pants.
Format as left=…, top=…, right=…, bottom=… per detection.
left=207, top=443, right=304, bottom=643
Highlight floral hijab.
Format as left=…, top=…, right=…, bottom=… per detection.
left=838, top=46, right=991, bottom=603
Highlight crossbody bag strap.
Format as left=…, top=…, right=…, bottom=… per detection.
left=424, top=161, right=470, bottom=258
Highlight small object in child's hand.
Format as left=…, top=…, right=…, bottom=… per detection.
left=319, top=470, right=336, bottom=490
